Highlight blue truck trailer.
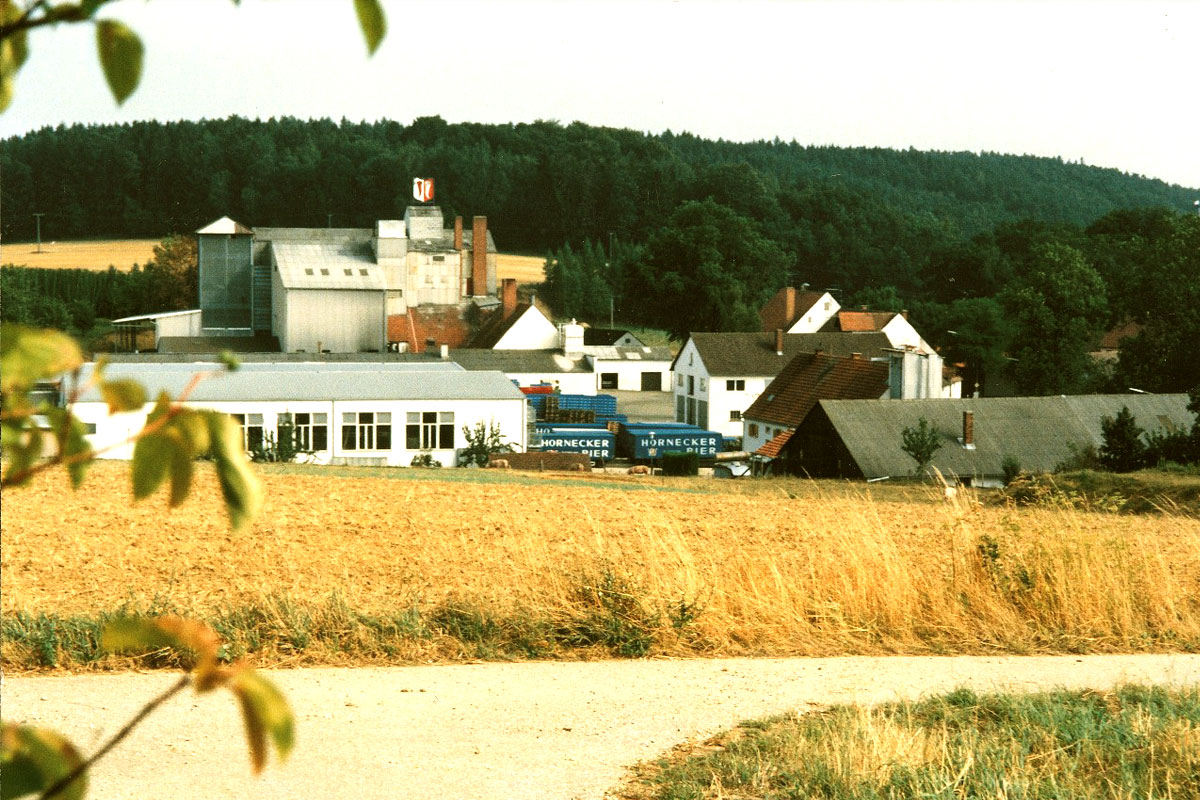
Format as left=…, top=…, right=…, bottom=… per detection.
left=616, top=423, right=722, bottom=461
left=534, top=425, right=616, bottom=462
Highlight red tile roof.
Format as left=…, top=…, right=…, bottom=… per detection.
left=744, top=351, right=891, bottom=427
left=829, top=310, right=897, bottom=333
left=755, top=429, right=794, bottom=458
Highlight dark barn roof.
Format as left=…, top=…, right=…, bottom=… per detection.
left=674, top=331, right=892, bottom=377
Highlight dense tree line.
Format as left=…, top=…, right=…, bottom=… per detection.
left=3, top=116, right=1192, bottom=254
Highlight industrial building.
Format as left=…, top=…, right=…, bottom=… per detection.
left=190, top=207, right=498, bottom=354
left=69, top=361, right=528, bottom=467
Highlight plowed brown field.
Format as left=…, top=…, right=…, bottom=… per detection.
left=4, top=461, right=1199, bottom=660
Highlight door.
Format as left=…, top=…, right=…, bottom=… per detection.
left=640, top=371, right=662, bottom=391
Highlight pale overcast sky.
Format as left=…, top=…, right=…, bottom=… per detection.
left=3, top=0, right=1198, bottom=189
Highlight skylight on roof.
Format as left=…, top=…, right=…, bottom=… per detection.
left=344, top=269, right=353, bottom=276
left=359, top=269, right=369, bottom=276
left=304, top=268, right=314, bottom=276
left=320, top=269, right=329, bottom=276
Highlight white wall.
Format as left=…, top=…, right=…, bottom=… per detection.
left=282, top=289, right=385, bottom=353
left=671, top=340, right=775, bottom=437
left=592, top=359, right=672, bottom=392
left=494, top=308, right=559, bottom=349
left=75, top=396, right=527, bottom=467
left=156, top=311, right=203, bottom=340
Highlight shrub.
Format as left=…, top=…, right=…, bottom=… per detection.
left=901, top=417, right=941, bottom=476
left=1000, top=455, right=1022, bottom=486
left=1099, top=406, right=1146, bottom=472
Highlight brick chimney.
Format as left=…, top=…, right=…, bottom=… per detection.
left=901, top=309, right=909, bottom=320
left=454, top=216, right=463, bottom=250
left=471, top=216, right=487, bottom=297
left=501, top=278, right=518, bottom=319
left=963, top=410, right=974, bottom=446
left=774, top=328, right=784, bottom=355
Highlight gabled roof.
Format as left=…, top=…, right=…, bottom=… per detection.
left=196, top=216, right=253, bottom=236
left=759, top=288, right=826, bottom=331
left=673, top=332, right=893, bottom=377
left=817, top=393, right=1193, bottom=479
left=467, top=303, right=551, bottom=349
left=823, top=310, right=898, bottom=333
left=273, top=241, right=386, bottom=290
left=744, top=352, right=890, bottom=427
left=584, top=328, right=643, bottom=347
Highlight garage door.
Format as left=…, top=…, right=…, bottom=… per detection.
left=640, top=371, right=662, bottom=391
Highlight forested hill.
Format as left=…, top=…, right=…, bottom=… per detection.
left=1, top=116, right=1193, bottom=251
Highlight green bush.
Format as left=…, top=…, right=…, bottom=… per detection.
left=661, top=451, right=699, bottom=476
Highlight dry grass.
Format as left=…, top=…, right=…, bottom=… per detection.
left=1, top=239, right=160, bottom=270
left=3, top=461, right=1199, bottom=668
left=496, top=253, right=546, bottom=284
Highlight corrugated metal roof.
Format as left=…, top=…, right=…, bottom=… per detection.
left=818, top=394, right=1193, bottom=480
left=75, top=363, right=517, bottom=404
left=584, top=345, right=674, bottom=362
left=273, top=242, right=386, bottom=290
left=675, top=332, right=893, bottom=377
left=744, top=352, right=890, bottom=426
left=196, top=216, right=253, bottom=235
left=448, top=349, right=593, bottom=374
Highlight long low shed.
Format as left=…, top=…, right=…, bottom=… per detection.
left=69, top=361, right=527, bottom=467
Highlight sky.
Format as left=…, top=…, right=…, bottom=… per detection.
left=2, top=0, right=1199, bottom=190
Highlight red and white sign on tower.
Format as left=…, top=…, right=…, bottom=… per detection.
left=413, top=178, right=434, bottom=203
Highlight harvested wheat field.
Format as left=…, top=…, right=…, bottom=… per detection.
left=496, top=253, right=546, bottom=284
left=1, top=239, right=161, bottom=270
left=3, top=461, right=1199, bottom=669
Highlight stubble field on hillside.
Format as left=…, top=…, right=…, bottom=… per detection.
left=3, top=461, right=1198, bottom=670
left=1, top=239, right=547, bottom=283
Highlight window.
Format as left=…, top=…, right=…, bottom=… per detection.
left=433, top=255, right=445, bottom=263
left=699, top=378, right=707, bottom=392
left=729, top=410, right=742, bottom=422
left=84, top=422, right=97, bottom=434
left=341, top=412, right=391, bottom=450
left=726, top=379, right=745, bottom=391
left=232, top=413, right=264, bottom=452
left=748, top=423, right=759, bottom=438
left=687, top=375, right=695, bottom=396
left=283, top=412, right=328, bottom=451
left=406, top=411, right=455, bottom=449
left=600, top=372, right=618, bottom=390
left=677, top=373, right=684, bottom=387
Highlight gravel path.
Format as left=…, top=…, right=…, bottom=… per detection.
left=4, top=654, right=1197, bottom=800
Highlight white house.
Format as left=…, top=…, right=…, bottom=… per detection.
left=670, top=330, right=895, bottom=438
left=759, top=287, right=841, bottom=333
left=584, top=345, right=674, bottom=392
left=70, top=361, right=527, bottom=467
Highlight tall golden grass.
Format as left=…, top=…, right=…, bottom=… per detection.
left=3, top=462, right=1198, bottom=667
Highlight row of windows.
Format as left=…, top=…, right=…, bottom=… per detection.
left=233, top=411, right=455, bottom=453
left=675, top=374, right=745, bottom=393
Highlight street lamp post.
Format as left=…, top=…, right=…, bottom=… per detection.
left=33, top=213, right=45, bottom=253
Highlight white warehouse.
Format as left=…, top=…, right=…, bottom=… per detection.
left=70, top=362, right=527, bottom=467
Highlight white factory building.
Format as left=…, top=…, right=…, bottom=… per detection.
left=70, top=361, right=528, bottom=467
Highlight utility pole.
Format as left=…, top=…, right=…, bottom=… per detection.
left=33, top=213, right=44, bottom=253
left=327, top=213, right=333, bottom=228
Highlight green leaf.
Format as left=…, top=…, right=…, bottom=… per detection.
left=99, top=378, right=148, bottom=413
left=1, top=420, right=43, bottom=488
left=43, top=408, right=94, bottom=489
left=131, top=431, right=172, bottom=501
left=0, top=324, right=83, bottom=394
left=353, top=0, right=386, bottom=55
left=0, top=722, right=88, bottom=800
left=95, top=19, right=143, bottom=105
left=101, top=615, right=221, bottom=669
left=230, top=671, right=294, bottom=773
left=205, top=412, right=263, bottom=532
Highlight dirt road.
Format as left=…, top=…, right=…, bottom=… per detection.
left=4, top=654, right=1197, bottom=800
